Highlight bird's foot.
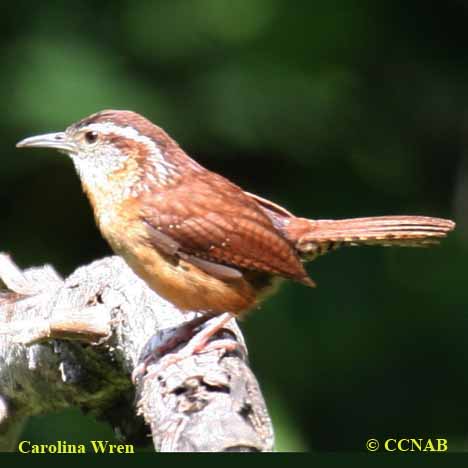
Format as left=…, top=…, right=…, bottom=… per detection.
left=132, top=312, right=242, bottom=383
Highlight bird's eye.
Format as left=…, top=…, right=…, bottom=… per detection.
left=84, top=131, right=98, bottom=144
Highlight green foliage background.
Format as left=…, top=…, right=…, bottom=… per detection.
left=2, top=0, right=466, bottom=451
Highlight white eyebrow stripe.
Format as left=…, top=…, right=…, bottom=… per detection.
left=85, top=121, right=179, bottom=179
left=86, top=121, right=149, bottom=142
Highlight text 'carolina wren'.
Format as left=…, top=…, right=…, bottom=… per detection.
left=17, top=110, right=455, bottom=320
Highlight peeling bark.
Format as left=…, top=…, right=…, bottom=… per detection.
left=0, top=254, right=274, bottom=452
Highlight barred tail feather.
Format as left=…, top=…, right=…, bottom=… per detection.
left=291, top=216, right=455, bottom=259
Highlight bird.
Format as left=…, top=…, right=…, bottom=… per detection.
left=16, top=110, right=456, bottom=367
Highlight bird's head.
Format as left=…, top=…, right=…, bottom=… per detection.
left=16, top=110, right=196, bottom=204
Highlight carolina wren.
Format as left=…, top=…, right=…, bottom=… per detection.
left=16, top=110, right=455, bottom=320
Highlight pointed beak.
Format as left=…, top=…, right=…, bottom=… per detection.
left=16, top=132, right=77, bottom=154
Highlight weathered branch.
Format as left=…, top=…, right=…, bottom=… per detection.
left=0, top=254, right=274, bottom=452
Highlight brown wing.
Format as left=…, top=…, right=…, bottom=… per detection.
left=140, top=172, right=312, bottom=285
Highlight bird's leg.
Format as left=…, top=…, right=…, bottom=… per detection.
left=169, top=312, right=236, bottom=354
left=131, top=314, right=209, bottom=382
left=153, top=314, right=211, bottom=356
left=132, top=312, right=241, bottom=382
